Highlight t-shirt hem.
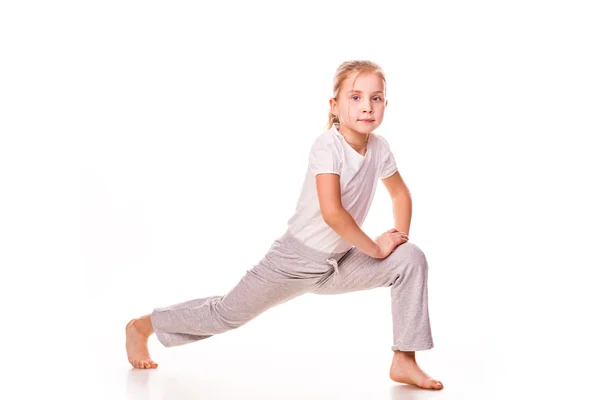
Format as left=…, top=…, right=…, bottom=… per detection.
left=380, top=169, right=398, bottom=179
left=313, top=170, right=341, bottom=176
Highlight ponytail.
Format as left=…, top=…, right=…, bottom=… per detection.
left=326, top=110, right=340, bottom=130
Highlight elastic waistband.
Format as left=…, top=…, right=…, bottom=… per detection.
left=277, top=229, right=349, bottom=265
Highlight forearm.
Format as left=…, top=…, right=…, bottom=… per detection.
left=392, top=194, right=412, bottom=235
left=323, top=208, right=380, bottom=258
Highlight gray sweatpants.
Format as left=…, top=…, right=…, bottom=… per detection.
left=150, top=229, right=434, bottom=352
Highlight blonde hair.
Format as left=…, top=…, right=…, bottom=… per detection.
left=326, top=60, right=387, bottom=130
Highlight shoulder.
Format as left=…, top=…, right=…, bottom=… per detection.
left=371, top=132, right=392, bottom=151
left=308, top=128, right=343, bottom=174
left=311, top=128, right=343, bottom=152
left=372, top=132, right=390, bottom=149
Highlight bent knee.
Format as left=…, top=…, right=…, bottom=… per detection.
left=391, top=242, right=428, bottom=268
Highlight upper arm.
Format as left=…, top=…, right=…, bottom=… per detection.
left=315, top=173, right=344, bottom=221
left=308, top=138, right=344, bottom=220
left=381, top=171, right=410, bottom=199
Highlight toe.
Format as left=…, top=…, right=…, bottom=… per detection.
left=425, top=379, right=441, bottom=389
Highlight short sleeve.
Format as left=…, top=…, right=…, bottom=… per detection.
left=380, top=147, right=398, bottom=179
left=308, top=139, right=342, bottom=176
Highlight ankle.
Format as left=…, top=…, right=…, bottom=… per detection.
left=133, top=314, right=155, bottom=337
left=394, top=350, right=416, bottom=360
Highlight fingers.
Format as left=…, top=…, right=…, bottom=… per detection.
left=392, top=232, right=409, bottom=245
left=387, top=229, right=408, bottom=239
left=381, top=231, right=409, bottom=247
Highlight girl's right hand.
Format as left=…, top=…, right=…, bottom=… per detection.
left=373, top=229, right=408, bottom=259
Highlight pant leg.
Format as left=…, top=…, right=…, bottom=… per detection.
left=150, top=238, right=324, bottom=347
left=310, top=241, right=434, bottom=352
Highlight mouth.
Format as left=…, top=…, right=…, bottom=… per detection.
left=359, top=119, right=375, bottom=122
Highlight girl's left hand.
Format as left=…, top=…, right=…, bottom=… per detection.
left=386, top=228, right=409, bottom=243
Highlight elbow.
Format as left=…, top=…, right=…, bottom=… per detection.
left=392, top=191, right=412, bottom=202
left=321, top=207, right=345, bottom=227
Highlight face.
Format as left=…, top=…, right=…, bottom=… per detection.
left=329, top=72, right=387, bottom=136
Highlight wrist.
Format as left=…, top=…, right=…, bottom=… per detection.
left=371, top=242, right=382, bottom=258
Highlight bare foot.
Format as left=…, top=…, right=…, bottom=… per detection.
left=389, top=351, right=443, bottom=390
left=125, top=316, right=158, bottom=369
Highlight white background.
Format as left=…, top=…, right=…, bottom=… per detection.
left=1, top=1, right=599, bottom=399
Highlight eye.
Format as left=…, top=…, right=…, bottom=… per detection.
left=351, top=95, right=359, bottom=101
left=373, top=96, right=381, bottom=101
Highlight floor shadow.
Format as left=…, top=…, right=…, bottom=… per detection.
left=390, top=383, right=445, bottom=399
left=126, top=368, right=156, bottom=400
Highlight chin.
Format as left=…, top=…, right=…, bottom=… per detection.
left=355, top=125, right=378, bottom=134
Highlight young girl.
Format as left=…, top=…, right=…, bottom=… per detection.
left=126, top=60, right=444, bottom=390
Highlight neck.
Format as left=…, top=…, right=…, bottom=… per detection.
left=337, top=124, right=370, bottom=146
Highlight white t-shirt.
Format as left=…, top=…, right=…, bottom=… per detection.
left=286, top=122, right=398, bottom=253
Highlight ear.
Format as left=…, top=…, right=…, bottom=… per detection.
left=329, top=98, right=338, bottom=116
left=385, top=99, right=388, bottom=107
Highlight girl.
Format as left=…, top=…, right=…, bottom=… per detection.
left=126, top=60, right=444, bottom=390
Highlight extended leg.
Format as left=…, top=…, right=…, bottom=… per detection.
left=150, top=253, right=320, bottom=347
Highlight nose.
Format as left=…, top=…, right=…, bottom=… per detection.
left=362, top=100, right=373, bottom=113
